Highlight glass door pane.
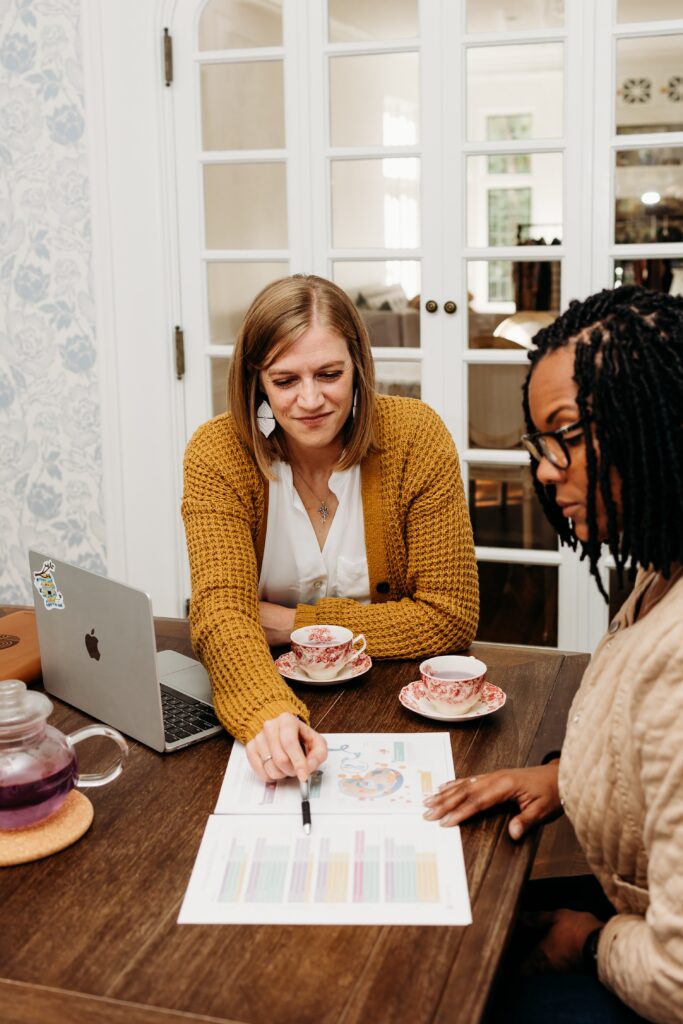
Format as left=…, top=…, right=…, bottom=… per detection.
left=201, top=61, right=285, bottom=150
left=467, top=259, right=561, bottom=349
left=328, top=0, right=418, bottom=42
left=199, top=0, right=283, bottom=50
left=614, top=146, right=683, bottom=244
left=616, top=35, right=683, bottom=135
left=478, top=563, right=558, bottom=647
left=467, top=0, right=564, bottom=34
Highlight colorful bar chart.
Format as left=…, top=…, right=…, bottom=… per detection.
left=180, top=814, right=471, bottom=925
left=384, top=838, right=439, bottom=903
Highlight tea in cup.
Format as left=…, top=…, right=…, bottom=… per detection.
left=290, top=624, right=366, bottom=681
left=419, top=655, right=487, bottom=715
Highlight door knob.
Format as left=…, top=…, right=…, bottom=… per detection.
left=425, top=300, right=438, bottom=313
left=444, top=300, right=457, bottom=314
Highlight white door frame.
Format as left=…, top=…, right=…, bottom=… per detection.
left=81, top=0, right=186, bottom=616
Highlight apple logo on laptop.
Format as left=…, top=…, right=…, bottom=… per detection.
left=85, top=628, right=101, bottom=661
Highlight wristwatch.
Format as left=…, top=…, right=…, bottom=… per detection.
left=582, top=926, right=603, bottom=975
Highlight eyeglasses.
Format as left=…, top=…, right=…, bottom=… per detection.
left=521, top=418, right=589, bottom=470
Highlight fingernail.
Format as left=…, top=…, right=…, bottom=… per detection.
left=423, top=809, right=437, bottom=820
left=423, top=796, right=434, bottom=806
left=509, top=821, right=522, bottom=840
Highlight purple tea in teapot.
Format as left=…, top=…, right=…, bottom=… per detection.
left=0, top=679, right=128, bottom=829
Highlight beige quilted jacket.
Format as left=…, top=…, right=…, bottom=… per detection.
left=559, top=568, right=683, bottom=1024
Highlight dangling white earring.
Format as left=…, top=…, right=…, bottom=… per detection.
left=256, top=400, right=276, bottom=438
left=352, top=390, right=358, bottom=419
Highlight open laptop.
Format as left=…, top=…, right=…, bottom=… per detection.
left=29, top=550, right=223, bottom=753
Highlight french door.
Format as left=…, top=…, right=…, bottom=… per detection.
left=152, top=0, right=683, bottom=645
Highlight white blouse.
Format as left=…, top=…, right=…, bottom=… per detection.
left=258, top=460, right=370, bottom=608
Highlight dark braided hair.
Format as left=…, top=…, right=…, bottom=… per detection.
left=522, top=285, right=683, bottom=599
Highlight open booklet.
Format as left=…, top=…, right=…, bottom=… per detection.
left=178, top=732, right=472, bottom=926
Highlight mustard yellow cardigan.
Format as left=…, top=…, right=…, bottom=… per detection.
left=182, top=394, right=479, bottom=743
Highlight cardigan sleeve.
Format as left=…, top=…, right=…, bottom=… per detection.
left=293, top=403, right=479, bottom=657
left=597, top=635, right=683, bottom=1023
left=182, top=425, right=310, bottom=744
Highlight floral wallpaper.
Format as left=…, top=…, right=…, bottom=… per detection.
left=0, top=0, right=105, bottom=603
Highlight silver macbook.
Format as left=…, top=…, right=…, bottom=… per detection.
left=29, top=550, right=222, bottom=753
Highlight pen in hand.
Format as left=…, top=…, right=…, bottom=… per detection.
left=299, top=778, right=311, bottom=834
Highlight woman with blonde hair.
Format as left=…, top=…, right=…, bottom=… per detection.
left=182, top=274, right=478, bottom=781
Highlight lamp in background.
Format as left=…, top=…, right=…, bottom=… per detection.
left=493, top=311, right=556, bottom=349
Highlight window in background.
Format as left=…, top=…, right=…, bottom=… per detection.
left=616, top=34, right=683, bottom=136
left=467, top=259, right=561, bottom=348
left=468, top=153, right=563, bottom=247
left=487, top=188, right=531, bottom=300
left=614, top=146, right=683, bottom=245
left=613, top=258, right=683, bottom=297
left=487, top=114, right=532, bottom=174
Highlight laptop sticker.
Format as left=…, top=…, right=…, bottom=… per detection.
left=33, top=559, right=65, bottom=610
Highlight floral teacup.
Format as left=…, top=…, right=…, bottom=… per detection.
left=290, top=625, right=366, bottom=681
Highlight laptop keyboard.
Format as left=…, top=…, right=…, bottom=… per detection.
left=160, top=684, right=221, bottom=744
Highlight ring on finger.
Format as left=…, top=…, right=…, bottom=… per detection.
left=262, top=754, right=273, bottom=765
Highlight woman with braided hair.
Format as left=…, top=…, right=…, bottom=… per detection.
left=424, top=286, right=683, bottom=1023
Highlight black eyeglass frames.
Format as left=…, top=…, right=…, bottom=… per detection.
left=520, top=419, right=588, bottom=470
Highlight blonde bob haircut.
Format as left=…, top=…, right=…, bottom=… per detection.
left=228, top=274, right=378, bottom=479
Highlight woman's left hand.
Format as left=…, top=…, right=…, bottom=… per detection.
left=259, top=601, right=297, bottom=646
left=522, top=909, right=604, bottom=973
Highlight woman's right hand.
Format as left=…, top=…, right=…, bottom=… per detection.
left=422, top=761, right=562, bottom=840
left=245, top=712, right=328, bottom=783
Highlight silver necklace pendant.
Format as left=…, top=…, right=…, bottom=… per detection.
left=318, top=500, right=330, bottom=523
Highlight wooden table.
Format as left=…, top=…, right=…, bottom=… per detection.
left=1, top=614, right=589, bottom=1024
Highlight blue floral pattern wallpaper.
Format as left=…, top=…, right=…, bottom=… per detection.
left=0, top=0, right=105, bottom=603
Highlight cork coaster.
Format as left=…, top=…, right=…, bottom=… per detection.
left=0, top=790, right=94, bottom=867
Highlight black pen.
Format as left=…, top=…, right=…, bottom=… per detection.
left=299, top=778, right=311, bottom=834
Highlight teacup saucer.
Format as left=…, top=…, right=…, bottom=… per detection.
left=399, top=679, right=506, bottom=722
left=275, top=650, right=372, bottom=686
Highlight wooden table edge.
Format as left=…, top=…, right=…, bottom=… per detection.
left=0, top=978, right=247, bottom=1024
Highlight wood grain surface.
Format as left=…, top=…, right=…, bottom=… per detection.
left=0, top=610, right=589, bottom=1024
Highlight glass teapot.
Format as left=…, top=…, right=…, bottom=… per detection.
left=0, top=679, right=128, bottom=829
